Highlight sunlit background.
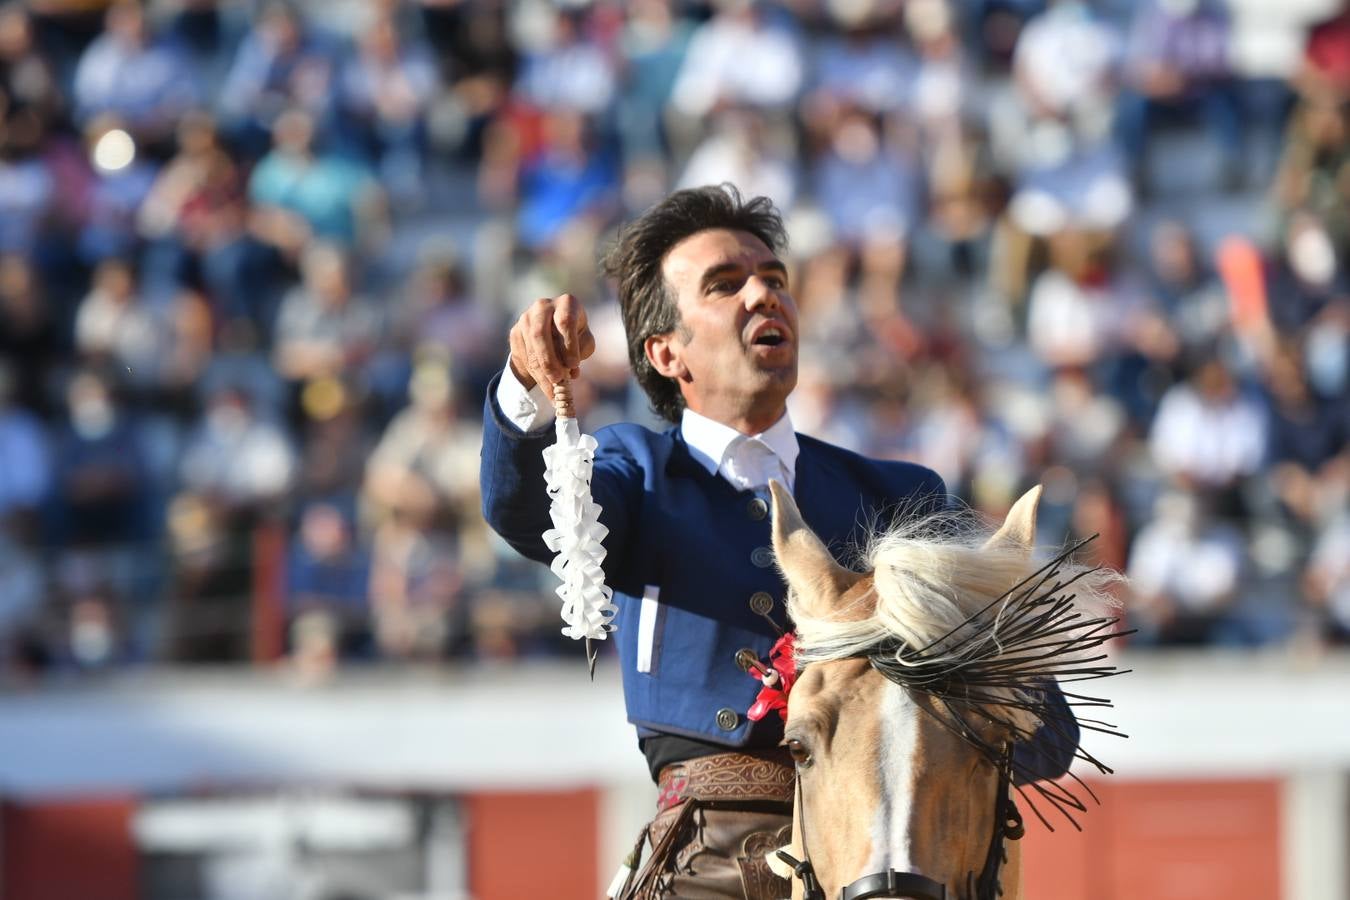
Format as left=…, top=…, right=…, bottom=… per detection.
left=0, top=0, right=1346, bottom=898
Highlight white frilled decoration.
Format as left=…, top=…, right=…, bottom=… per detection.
left=541, top=379, right=615, bottom=677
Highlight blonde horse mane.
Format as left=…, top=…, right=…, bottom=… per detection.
left=791, top=509, right=1121, bottom=666
left=786, top=508, right=1128, bottom=827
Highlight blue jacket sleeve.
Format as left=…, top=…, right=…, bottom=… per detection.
left=479, top=373, right=638, bottom=575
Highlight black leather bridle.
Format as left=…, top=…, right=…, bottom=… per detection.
left=775, top=741, right=1025, bottom=900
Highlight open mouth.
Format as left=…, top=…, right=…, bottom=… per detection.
left=751, top=327, right=788, bottom=347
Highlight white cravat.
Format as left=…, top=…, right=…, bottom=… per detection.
left=723, top=436, right=783, bottom=494
left=682, top=408, right=798, bottom=494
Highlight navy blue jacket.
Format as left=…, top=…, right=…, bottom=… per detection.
left=481, top=377, right=1079, bottom=776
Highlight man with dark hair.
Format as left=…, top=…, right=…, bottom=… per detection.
left=481, top=185, right=1076, bottom=898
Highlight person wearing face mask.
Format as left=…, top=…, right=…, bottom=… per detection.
left=52, top=370, right=148, bottom=550
left=480, top=185, right=1079, bottom=899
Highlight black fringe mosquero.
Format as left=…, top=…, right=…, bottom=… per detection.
left=862, top=536, right=1133, bottom=833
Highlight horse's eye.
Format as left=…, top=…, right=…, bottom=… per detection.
left=785, top=738, right=813, bottom=767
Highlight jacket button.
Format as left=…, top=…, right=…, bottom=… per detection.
left=749, top=592, right=774, bottom=616
left=716, top=708, right=740, bottom=731
left=747, top=497, right=769, bottom=521
left=751, top=547, right=775, bottom=568
left=735, top=648, right=760, bottom=672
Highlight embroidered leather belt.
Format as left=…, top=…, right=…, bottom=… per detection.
left=656, top=750, right=795, bottom=812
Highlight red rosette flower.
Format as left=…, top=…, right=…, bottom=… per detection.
left=746, top=631, right=799, bottom=722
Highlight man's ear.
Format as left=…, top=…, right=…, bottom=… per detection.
left=645, top=332, right=688, bottom=380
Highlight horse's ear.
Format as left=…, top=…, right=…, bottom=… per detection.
left=769, top=480, right=862, bottom=612
left=985, top=484, right=1042, bottom=554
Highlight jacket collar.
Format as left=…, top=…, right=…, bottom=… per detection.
left=678, top=407, right=800, bottom=486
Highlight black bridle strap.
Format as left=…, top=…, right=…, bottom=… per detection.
left=973, top=743, right=1022, bottom=900
left=780, top=775, right=827, bottom=900
left=841, top=870, right=947, bottom=900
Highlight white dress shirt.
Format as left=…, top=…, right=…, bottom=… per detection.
left=496, top=365, right=798, bottom=493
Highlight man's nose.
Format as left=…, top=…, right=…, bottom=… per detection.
left=743, top=276, right=780, bottom=312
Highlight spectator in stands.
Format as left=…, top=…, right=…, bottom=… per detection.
left=616, top=0, right=693, bottom=164
left=73, top=256, right=168, bottom=392
left=893, top=362, right=986, bottom=493
left=364, top=364, right=473, bottom=660
left=368, top=513, right=464, bottom=661
left=1266, top=210, right=1346, bottom=337
left=47, top=368, right=151, bottom=552
left=1007, top=0, right=1119, bottom=138
left=272, top=242, right=382, bottom=399
left=0, top=254, right=61, bottom=416
left=178, top=382, right=295, bottom=515
left=1148, top=356, right=1268, bottom=497
left=513, top=5, right=615, bottom=117
left=1116, top=0, right=1243, bottom=190
left=1305, top=512, right=1350, bottom=643
left=161, top=0, right=246, bottom=95
left=363, top=362, right=478, bottom=537
left=905, top=0, right=976, bottom=133
left=286, top=499, right=372, bottom=666
left=155, top=288, right=216, bottom=416
left=248, top=107, right=385, bottom=255
left=668, top=0, right=803, bottom=128
left=677, top=107, right=798, bottom=214
left=1127, top=488, right=1248, bottom=645
left=162, top=490, right=251, bottom=662
left=1272, top=95, right=1349, bottom=255
left=1297, top=7, right=1350, bottom=102
left=334, top=9, right=438, bottom=206
left=294, top=378, right=372, bottom=508
left=1024, top=230, right=1150, bottom=372
left=136, top=111, right=252, bottom=310
left=392, top=245, right=500, bottom=400
left=989, top=0, right=1130, bottom=298
left=71, top=0, right=200, bottom=145
left=1265, top=345, right=1348, bottom=528
left=0, top=2, right=63, bottom=156
left=0, top=360, right=49, bottom=534
left=0, top=136, right=54, bottom=256
left=906, top=0, right=996, bottom=272
left=810, top=104, right=920, bottom=319
left=807, top=2, right=912, bottom=119
left=0, top=518, right=44, bottom=676
left=216, top=0, right=335, bottom=158
left=1044, top=367, right=1129, bottom=476
left=514, top=109, right=619, bottom=266
left=415, top=0, right=516, bottom=162
left=1141, top=219, right=1230, bottom=356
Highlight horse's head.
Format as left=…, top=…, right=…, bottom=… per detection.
left=767, top=482, right=1121, bottom=900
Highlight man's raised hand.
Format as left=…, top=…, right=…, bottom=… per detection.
left=507, top=293, right=597, bottom=403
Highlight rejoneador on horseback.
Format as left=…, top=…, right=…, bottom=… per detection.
left=480, top=185, right=1119, bottom=899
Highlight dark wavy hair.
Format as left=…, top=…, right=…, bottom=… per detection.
left=600, top=184, right=787, bottom=423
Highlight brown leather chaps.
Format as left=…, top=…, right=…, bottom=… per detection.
left=613, top=751, right=794, bottom=900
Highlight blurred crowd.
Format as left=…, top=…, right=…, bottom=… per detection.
left=0, top=0, right=1345, bottom=681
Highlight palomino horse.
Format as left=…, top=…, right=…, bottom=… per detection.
left=765, top=482, right=1126, bottom=900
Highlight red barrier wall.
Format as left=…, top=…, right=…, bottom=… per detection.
left=467, top=788, right=600, bottom=900
left=1021, top=778, right=1282, bottom=900
left=1, top=796, right=139, bottom=900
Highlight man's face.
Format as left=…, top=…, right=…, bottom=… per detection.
left=651, top=228, right=798, bottom=430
